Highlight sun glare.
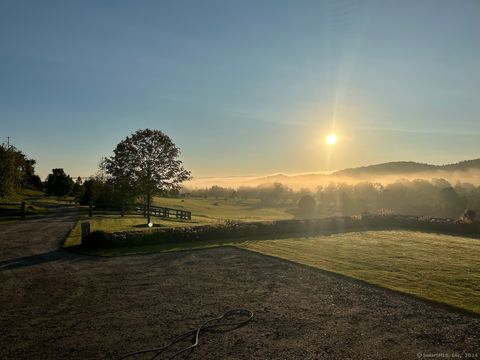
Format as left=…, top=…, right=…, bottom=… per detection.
left=326, top=133, right=337, bottom=145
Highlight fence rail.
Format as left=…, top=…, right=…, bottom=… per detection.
left=0, top=202, right=26, bottom=218
left=87, top=202, right=192, bottom=221
left=136, top=205, right=192, bottom=220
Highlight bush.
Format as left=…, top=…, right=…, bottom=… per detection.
left=83, top=231, right=112, bottom=248
left=462, top=209, right=476, bottom=223
left=79, top=215, right=480, bottom=250
left=298, top=195, right=316, bottom=217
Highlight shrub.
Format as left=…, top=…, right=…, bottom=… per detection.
left=83, top=231, right=112, bottom=248
left=461, top=209, right=477, bottom=223
left=298, top=195, right=316, bottom=217
left=80, top=215, right=480, bottom=250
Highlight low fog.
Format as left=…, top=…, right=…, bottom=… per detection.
left=187, top=169, right=480, bottom=191
left=184, top=169, right=480, bottom=219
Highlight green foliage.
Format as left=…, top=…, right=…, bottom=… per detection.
left=188, top=183, right=293, bottom=204
left=78, top=177, right=124, bottom=208
left=0, top=144, right=41, bottom=197
left=297, top=194, right=316, bottom=217
left=462, top=209, right=477, bottom=223
left=71, top=176, right=84, bottom=202
left=104, top=129, right=191, bottom=223
left=45, top=168, right=74, bottom=201
left=79, top=178, right=102, bottom=205
left=83, top=231, right=111, bottom=248
left=77, top=215, right=480, bottom=250
left=104, top=129, right=191, bottom=195
left=22, top=159, right=42, bottom=190
left=439, top=186, right=466, bottom=218
left=187, top=178, right=478, bottom=219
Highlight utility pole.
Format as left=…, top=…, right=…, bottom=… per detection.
left=7, top=136, right=10, bottom=149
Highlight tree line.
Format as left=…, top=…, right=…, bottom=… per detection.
left=1, top=130, right=190, bottom=224
left=2, top=132, right=478, bottom=222
left=0, top=143, right=42, bottom=197
left=185, top=179, right=479, bottom=220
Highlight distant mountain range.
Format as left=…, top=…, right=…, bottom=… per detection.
left=189, top=159, right=480, bottom=189
left=333, top=159, right=480, bottom=177
left=252, top=159, right=480, bottom=184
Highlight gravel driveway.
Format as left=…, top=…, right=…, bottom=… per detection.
left=0, top=210, right=478, bottom=359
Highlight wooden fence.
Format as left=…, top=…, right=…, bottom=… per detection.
left=136, top=205, right=192, bottom=220
left=88, top=202, right=191, bottom=221
left=0, top=202, right=26, bottom=218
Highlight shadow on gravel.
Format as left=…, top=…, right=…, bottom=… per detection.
left=0, top=250, right=85, bottom=272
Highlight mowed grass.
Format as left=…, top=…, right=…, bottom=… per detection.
left=64, top=196, right=294, bottom=247
left=0, top=189, right=49, bottom=222
left=64, top=213, right=209, bottom=247
left=153, top=196, right=295, bottom=222
left=240, top=230, right=480, bottom=314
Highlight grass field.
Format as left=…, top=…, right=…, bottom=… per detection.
left=64, top=213, right=209, bottom=247
left=64, top=196, right=295, bottom=247
left=63, top=196, right=480, bottom=314
left=240, top=230, right=480, bottom=314
left=0, top=189, right=49, bottom=221
left=153, top=196, right=296, bottom=222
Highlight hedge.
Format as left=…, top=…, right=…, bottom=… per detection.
left=81, top=215, right=480, bottom=249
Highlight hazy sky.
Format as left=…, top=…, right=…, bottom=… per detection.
left=1, top=0, right=479, bottom=179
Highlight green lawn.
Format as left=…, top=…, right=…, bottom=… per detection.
left=30, top=195, right=76, bottom=205
left=64, top=196, right=295, bottom=247
left=153, top=196, right=295, bottom=222
left=0, top=189, right=49, bottom=221
left=64, top=213, right=212, bottom=247
left=240, top=230, right=480, bottom=314
left=63, top=196, right=480, bottom=314
left=0, top=188, right=43, bottom=203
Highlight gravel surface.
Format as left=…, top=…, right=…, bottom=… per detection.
left=0, top=211, right=479, bottom=359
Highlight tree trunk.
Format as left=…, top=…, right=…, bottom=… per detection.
left=147, top=192, right=151, bottom=224
left=143, top=196, right=147, bottom=218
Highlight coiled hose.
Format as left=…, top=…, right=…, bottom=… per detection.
left=119, top=309, right=254, bottom=359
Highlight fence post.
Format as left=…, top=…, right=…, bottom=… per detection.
left=81, top=222, right=90, bottom=245
left=21, top=201, right=26, bottom=219
left=89, top=201, right=93, bottom=217
left=121, top=202, right=125, bottom=217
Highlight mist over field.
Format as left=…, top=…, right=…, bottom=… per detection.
left=187, top=165, right=480, bottom=190
left=182, top=159, right=480, bottom=220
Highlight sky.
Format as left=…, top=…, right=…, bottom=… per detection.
left=1, top=0, right=479, bottom=179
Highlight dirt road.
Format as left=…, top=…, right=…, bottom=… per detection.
left=0, top=206, right=79, bottom=262
left=0, top=210, right=479, bottom=359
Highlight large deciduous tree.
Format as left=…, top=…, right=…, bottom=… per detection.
left=104, top=129, right=191, bottom=224
left=0, top=144, right=42, bottom=197
left=45, top=168, right=74, bottom=203
left=0, top=144, right=24, bottom=197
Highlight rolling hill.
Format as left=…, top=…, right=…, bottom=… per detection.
left=333, top=159, right=480, bottom=177
left=247, top=159, right=480, bottom=187
left=188, top=159, right=480, bottom=189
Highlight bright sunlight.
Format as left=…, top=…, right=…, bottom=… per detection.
left=326, top=133, right=337, bottom=145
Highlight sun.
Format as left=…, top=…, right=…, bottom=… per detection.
left=326, top=133, right=337, bottom=145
